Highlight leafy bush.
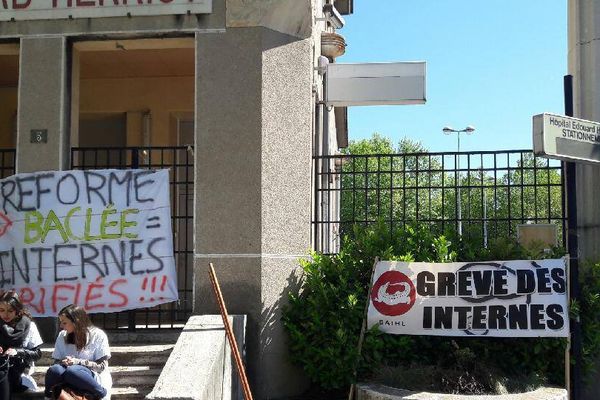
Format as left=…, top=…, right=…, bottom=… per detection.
left=282, top=221, right=582, bottom=392
left=579, top=261, right=600, bottom=377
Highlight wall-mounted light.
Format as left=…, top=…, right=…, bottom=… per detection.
left=315, top=55, right=330, bottom=76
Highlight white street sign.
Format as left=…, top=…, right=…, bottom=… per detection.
left=533, top=113, right=600, bottom=164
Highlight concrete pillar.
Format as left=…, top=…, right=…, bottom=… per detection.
left=17, top=36, right=70, bottom=173
left=16, top=36, right=71, bottom=342
left=193, top=28, right=312, bottom=399
left=568, top=1, right=600, bottom=398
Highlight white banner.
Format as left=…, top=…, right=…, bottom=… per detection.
left=0, top=169, right=177, bottom=316
left=367, top=259, right=569, bottom=337
left=0, top=0, right=211, bottom=22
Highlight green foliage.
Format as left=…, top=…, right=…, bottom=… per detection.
left=338, top=133, right=563, bottom=247
left=282, top=222, right=582, bottom=392
left=579, top=261, right=600, bottom=378
left=343, top=134, right=426, bottom=155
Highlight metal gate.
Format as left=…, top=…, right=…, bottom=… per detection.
left=71, top=146, right=194, bottom=330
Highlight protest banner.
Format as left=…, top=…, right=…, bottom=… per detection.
left=367, top=259, right=569, bottom=337
left=0, top=169, right=177, bottom=316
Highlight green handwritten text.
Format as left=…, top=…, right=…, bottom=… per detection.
left=24, top=205, right=139, bottom=244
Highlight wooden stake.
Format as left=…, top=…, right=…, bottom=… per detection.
left=208, top=263, right=254, bottom=400
left=348, top=257, right=379, bottom=400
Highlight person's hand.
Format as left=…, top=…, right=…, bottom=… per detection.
left=4, top=348, right=16, bottom=356
left=0, top=347, right=3, bottom=355
left=62, top=356, right=76, bottom=366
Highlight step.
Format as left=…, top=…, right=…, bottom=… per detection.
left=24, top=342, right=176, bottom=400
left=107, top=329, right=182, bottom=345
left=38, top=344, right=175, bottom=366
left=31, top=365, right=162, bottom=387
left=14, top=385, right=153, bottom=400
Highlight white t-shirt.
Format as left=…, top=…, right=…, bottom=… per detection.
left=52, top=327, right=113, bottom=395
left=20, top=321, right=43, bottom=391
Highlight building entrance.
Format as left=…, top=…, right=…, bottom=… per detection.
left=70, top=38, right=195, bottom=330
left=0, top=43, right=18, bottom=177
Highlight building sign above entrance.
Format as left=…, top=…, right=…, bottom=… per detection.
left=533, top=113, right=600, bottom=164
left=0, top=0, right=212, bottom=22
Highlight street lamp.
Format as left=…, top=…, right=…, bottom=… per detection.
left=442, top=125, right=476, bottom=236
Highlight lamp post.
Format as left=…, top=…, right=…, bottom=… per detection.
left=442, top=125, right=475, bottom=236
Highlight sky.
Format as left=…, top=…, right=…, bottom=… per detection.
left=339, top=0, right=567, bottom=152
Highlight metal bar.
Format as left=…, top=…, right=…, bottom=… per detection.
left=533, top=155, right=539, bottom=221
left=564, top=73, right=582, bottom=400
left=364, top=158, right=368, bottom=225
left=507, top=153, right=512, bottom=235
left=376, top=156, right=381, bottom=220
left=402, top=154, right=406, bottom=229
left=313, top=157, right=320, bottom=252
left=208, top=263, right=254, bottom=400
left=128, top=147, right=140, bottom=332
left=389, top=155, right=394, bottom=233
left=441, top=155, right=445, bottom=233
left=467, top=154, right=471, bottom=238
left=428, top=155, right=432, bottom=229
left=520, top=152, right=525, bottom=223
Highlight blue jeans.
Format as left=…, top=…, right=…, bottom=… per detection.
left=44, top=364, right=107, bottom=399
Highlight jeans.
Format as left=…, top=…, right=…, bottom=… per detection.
left=44, top=364, right=107, bottom=399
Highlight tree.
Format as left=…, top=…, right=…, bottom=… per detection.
left=340, top=134, right=445, bottom=236
left=335, top=133, right=563, bottom=247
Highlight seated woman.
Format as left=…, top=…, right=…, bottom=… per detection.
left=45, top=305, right=112, bottom=400
left=0, top=291, right=43, bottom=400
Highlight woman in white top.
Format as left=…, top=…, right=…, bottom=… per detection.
left=0, top=291, right=43, bottom=400
left=44, top=305, right=112, bottom=400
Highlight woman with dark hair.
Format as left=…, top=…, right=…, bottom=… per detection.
left=0, top=291, right=43, bottom=399
left=44, top=305, right=112, bottom=400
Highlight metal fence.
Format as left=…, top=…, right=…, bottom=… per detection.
left=313, top=150, right=565, bottom=254
left=71, top=146, right=194, bottom=330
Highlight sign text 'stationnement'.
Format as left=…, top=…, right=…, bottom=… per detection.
left=533, top=112, right=600, bottom=164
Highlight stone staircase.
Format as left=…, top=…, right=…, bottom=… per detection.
left=17, top=331, right=180, bottom=400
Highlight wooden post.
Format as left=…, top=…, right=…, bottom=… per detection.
left=348, top=257, right=379, bottom=400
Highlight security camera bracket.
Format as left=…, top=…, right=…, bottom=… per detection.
left=316, top=3, right=345, bottom=29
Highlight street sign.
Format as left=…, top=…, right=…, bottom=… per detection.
left=533, top=113, right=600, bottom=164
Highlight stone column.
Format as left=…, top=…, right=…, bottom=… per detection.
left=16, top=36, right=71, bottom=342
left=17, top=36, right=70, bottom=173
left=569, top=1, right=600, bottom=398
left=194, top=27, right=312, bottom=399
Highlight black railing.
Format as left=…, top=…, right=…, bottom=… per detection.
left=71, top=146, right=194, bottom=330
left=313, top=150, right=565, bottom=254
